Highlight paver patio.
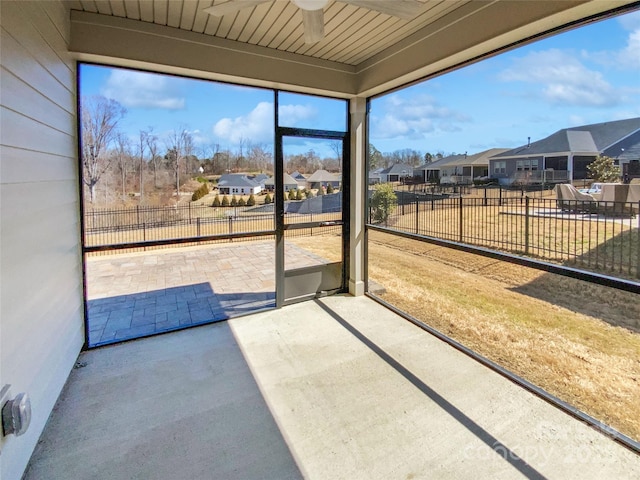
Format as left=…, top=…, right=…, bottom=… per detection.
left=86, top=240, right=327, bottom=346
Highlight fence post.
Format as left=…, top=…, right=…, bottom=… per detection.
left=197, top=217, right=201, bottom=237
left=525, top=197, right=530, bottom=255
left=402, top=192, right=405, bottom=215
left=415, top=198, right=419, bottom=234
left=484, top=187, right=487, bottom=206
left=143, top=222, right=146, bottom=242
left=499, top=186, right=503, bottom=206
left=228, top=215, right=233, bottom=239
left=136, top=205, right=140, bottom=225
left=189, top=202, right=192, bottom=225
left=459, top=195, right=463, bottom=243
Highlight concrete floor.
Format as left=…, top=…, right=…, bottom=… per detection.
left=26, top=295, right=640, bottom=479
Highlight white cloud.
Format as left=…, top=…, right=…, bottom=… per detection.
left=213, top=102, right=273, bottom=144
left=212, top=102, right=317, bottom=145
left=498, top=49, right=620, bottom=107
left=101, top=70, right=185, bottom=109
left=279, top=103, right=317, bottom=126
left=370, top=94, right=469, bottom=140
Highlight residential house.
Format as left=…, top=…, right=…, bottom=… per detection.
left=217, top=174, right=262, bottom=195
left=489, top=118, right=640, bottom=185
left=378, top=163, right=413, bottom=183
left=306, top=170, right=341, bottom=190
left=415, top=149, right=509, bottom=184
left=290, top=171, right=308, bottom=189
left=264, top=173, right=300, bottom=192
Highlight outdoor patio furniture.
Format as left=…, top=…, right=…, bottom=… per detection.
left=598, top=183, right=640, bottom=216
left=554, top=184, right=597, bottom=213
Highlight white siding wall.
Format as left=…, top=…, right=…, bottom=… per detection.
left=0, top=2, right=84, bottom=479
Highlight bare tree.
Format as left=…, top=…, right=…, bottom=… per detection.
left=81, top=95, right=126, bottom=202
left=114, top=133, right=131, bottom=200
left=136, top=129, right=149, bottom=202
left=165, top=127, right=194, bottom=198
left=145, top=130, right=160, bottom=188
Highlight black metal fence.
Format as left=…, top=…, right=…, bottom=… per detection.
left=84, top=203, right=342, bottom=251
left=84, top=204, right=275, bottom=248
left=370, top=195, right=640, bottom=279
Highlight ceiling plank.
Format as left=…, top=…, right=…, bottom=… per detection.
left=138, top=0, right=154, bottom=22
left=78, top=1, right=99, bottom=13
left=238, top=1, right=277, bottom=43
left=153, top=0, right=168, bottom=25
left=167, top=0, right=183, bottom=28
left=122, top=0, right=141, bottom=20
left=109, top=0, right=127, bottom=17
left=192, top=0, right=216, bottom=33
left=226, top=4, right=259, bottom=40
left=93, top=1, right=113, bottom=15
left=180, top=0, right=200, bottom=29
left=344, top=0, right=465, bottom=65
left=258, top=2, right=302, bottom=48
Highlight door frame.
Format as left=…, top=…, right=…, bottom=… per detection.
left=274, top=126, right=350, bottom=307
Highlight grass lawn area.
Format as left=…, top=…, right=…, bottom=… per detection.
left=290, top=230, right=640, bottom=442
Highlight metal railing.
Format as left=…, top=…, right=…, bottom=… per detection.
left=369, top=195, right=640, bottom=279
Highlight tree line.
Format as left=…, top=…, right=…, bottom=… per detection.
left=81, top=95, right=446, bottom=208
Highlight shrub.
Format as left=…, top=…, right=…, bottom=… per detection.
left=238, top=197, right=246, bottom=206
left=317, top=185, right=324, bottom=196
left=247, top=194, right=256, bottom=206
left=212, top=194, right=221, bottom=207
left=191, top=183, right=209, bottom=201
left=221, top=195, right=230, bottom=207
left=327, top=183, right=334, bottom=194
left=264, top=193, right=272, bottom=204
left=288, top=189, right=297, bottom=200
left=230, top=195, right=238, bottom=207
left=370, top=183, right=397, bottom=224
left=305, top=190, right=313, bottom=199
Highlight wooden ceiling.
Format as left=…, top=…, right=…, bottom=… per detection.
left=67, top=0, right=486, bottom=66
left=67, top=1, right=638, bottom=97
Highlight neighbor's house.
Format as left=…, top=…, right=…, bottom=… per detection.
left=369, top=167, right=384, bottom=184
left=488, top=117, right=640, bottom=185
left=378, top=163, right=413, bottom=183
left=306, top=170, right=341, bottom=190
left=290, top=171, right=307, bottom=188
left=251, top=173, right=270, bottom=189
left=414, top=149, right=509, bottom=184
left=264, top=173, right=299, bottom=192
left=217, top=174, right=262, bottom=195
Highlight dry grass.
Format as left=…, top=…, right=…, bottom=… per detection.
left=290, top=231, right=640, bottom=441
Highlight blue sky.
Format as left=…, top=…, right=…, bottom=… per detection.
left=80, top=9, right=639, bottom=159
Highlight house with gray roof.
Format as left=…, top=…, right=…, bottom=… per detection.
left=306, top=170, right=341, bottom=190
left=415, top=149, right=509, bottom=184
left=264, top=173, right=299, bottom=192
left=217, top=174, right=262, bottom=195
left=489, top=117, right=640, bottom=185
left=379, top=163, right=413, bottom=183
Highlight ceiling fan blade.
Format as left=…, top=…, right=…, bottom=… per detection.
left=203, top=0, right=271, bottom=17
left=301, top=8, right=324, bottom=43
left=345, top=0, right=424, bottom=20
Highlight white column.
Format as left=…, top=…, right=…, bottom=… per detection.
left=349, top=97, right=367, bottom=296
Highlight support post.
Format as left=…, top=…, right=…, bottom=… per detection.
left=349, top=97, right=367, bottom=296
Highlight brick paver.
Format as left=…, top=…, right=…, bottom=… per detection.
left=86, top=240, right=326, bottom=346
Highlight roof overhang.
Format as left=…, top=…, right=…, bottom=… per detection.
left=69, top=1, right=639, bottom=99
